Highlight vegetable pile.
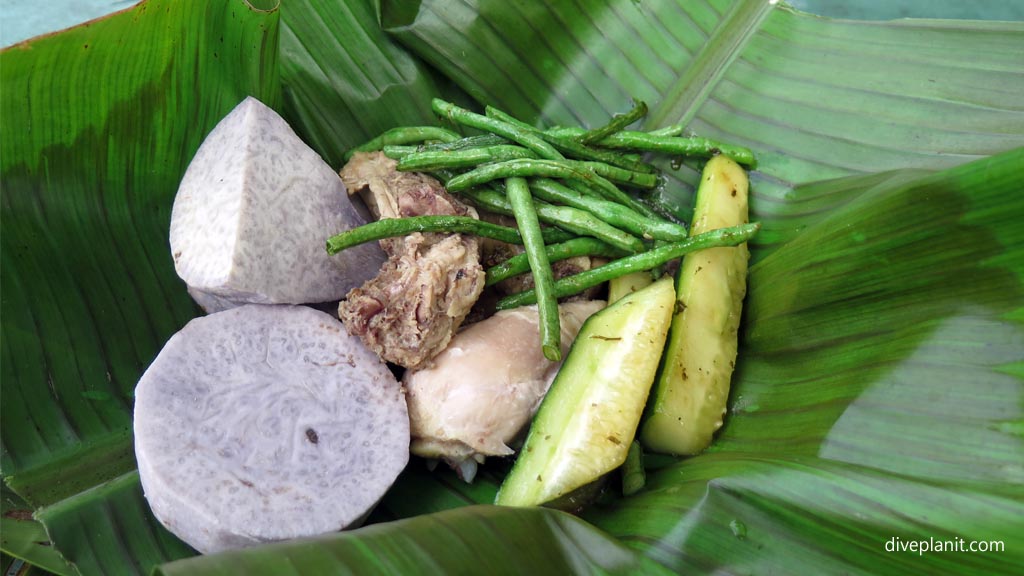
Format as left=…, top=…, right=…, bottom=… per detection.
left=329, top=98, right=758, bottom=506
left=327, top=98, right=759, bottom=362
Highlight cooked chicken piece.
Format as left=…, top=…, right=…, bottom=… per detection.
left=337, top=152, right=485, bottom=369
left=403, top=299, right=605, bottom=475
left=341, top=151, right=469, bottom=222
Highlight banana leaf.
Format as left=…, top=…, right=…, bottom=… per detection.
left=2, top=0, right=1022, bottom=575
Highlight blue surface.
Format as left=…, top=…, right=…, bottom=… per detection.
left=2, top=0, right=1022, bottom=48
left=1, top=0, right=138, bottom=47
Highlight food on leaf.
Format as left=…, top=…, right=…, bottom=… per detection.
left=133, top=304, right=409, bottom=554
left=170, top=97, right=384, bottom=312
left=641, top=155, right=751, bottom=455
left=496, top=277, right=676, bottom=507
left=338, top=152, right=485, bottom=369
left=404, top=299, right=606, bottom=476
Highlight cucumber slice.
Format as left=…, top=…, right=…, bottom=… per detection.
left=495, top=277, right=675, bottom=507
left=607, top=271, right=654, bottom=304
left=640, top=155, right=750, bottom=455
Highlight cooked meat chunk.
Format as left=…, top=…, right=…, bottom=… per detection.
left=338, top=152, right=485, bottom=369
left=404, top=300, right=605, bottom=471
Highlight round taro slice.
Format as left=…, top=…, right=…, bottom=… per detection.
left=133, top=304, right=409, bottom=554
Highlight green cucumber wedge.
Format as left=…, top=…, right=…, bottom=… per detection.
left=495, top=277, right=675, bottom=507
left=607, top=271, right=655, bottom=304
left=640, top=155, right=751, bottom=455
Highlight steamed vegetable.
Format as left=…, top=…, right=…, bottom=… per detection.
left=326, top=214, right=575, bottom=254
left=607, top=271, right=655, bottom=304
left=133, top=305, right=409, bottom=553
left=343, top=125, right=461, bottom=161
left=332, top=99, right=758, bottom=359
left=494, top=223, right=759, bottom=309
left=641, top=155, right=751, bottom=455
left=495, top=277, right=676, bottom=507
left=505, top=176, right=562, bottom=361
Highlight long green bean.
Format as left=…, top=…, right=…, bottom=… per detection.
left=495, top=223, right=761, bottom=309
left=381, top=145, right=419, bottom=160
left=574, top=160, right=659, bottom=189
left=505, top=177, right=561, bottom=362
left=325, top=215, right=575, bottom=255
left=580, top=99, right=648, bottom=145
left=530, top=179, right=688, bottom=242
left=647, top=124, right=685, bottom=137
left=420, top=133, right=509, bottom=152
left=445, top=159, right=651, bottom=217
left=432, top=99, right=564, bottom=161
left=396, top=145, right=538, bottom=172
left=546, top=127, right=755, bottom=166
left=435, top=165, right=639, bottom=233
left=344, top=126, right=461, bottom=161
left=558, top=177, right=662, bottom=223
left=485, top=105, right=657, bottom=175
left=486, top=237, right=626, bottom=286
left=458, top=187, right=645, bottom=254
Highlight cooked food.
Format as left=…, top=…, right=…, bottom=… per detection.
left=141, top=92, right=759, bottom=556
left=326, top=99, right=759, bottom=499
left=328, top=98, right=757, bottom=359
left=404, top=299, right=605, bottom=477
left=338, top=152, right=485, bottom=369
left=170, top=96, right=384, bottom=310
left=133, top=304, right=409, bottom=554
left=641, top=155, right=751, bottom=455
left=496, top=277, right=676, bottom=507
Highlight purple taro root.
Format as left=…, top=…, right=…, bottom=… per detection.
left=170, top=97, right=384, bottom=311
left=133, top=305, right=409, bottom=553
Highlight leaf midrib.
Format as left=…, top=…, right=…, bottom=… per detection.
left=646, top=0, right=777, bottom=129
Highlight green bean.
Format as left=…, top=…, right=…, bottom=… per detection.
left=647, top=124, right=685, bottom=137
left=423, top=133, right=654, bottom=187
left=545, top=127, right=755, bottom=166
left=381, top=145, right=419, bottom=160
left=344, top=126, right=461, bottom=161
left=495, top=223, right=761, bottom=309
left=482, top=105, right=536, bottom=130
left=458, top=187, right=645, bottom=254
left=432, top=99, right=564, bottom=161
left=530, top=179, right=688, bottom=242
left=549, top=133, right=659, bottom=175
left=419, top=134, right=510, bottom=152
left=325, top=215, right=575, bottom=255
left=556, top=177, right=664, bottom=222
left=396, top=145, right=538, bottom=172
left=505, top=177, right=561, bottom=362
left=580, top=99, right=648, bottom=145
left=604, top=133, right=755, bottom=167
left=485, top=106, right=657, bottom=175
left=445, top=159, right=651, bottom=217
left=574, top=160, right=659, bottom=189
left=486, top=237, right=626, bottom=286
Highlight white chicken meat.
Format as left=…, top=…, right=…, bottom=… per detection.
left=404, top=300, right=605, bottom=478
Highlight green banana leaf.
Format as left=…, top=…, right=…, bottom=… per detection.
left=2, top=0, right=1022, bottom=574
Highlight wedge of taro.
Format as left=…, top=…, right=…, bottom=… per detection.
left=170, top=97, right=384, bottom=312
